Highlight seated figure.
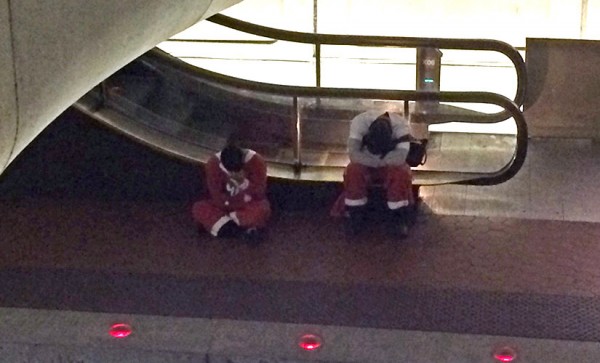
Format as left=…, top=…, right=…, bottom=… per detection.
left=331, top=110, right=415, bottom=238
left=192, top=144, right=271, bottom=241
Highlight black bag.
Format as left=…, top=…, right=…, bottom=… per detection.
left=363, top=124, right=428, bottom=166
left=406, top=139, right=428, bottom=167
left=393, top=135, right=428, bottom=167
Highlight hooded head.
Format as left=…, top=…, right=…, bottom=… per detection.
left=362, top=113, right=394, bottom=156
left=220, top=144, right=244, bottom=173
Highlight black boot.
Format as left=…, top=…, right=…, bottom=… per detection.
left=388, top=207, right=410, bottom=239
left=345, top=205, right=367, bottom=236
left=243, top=227, right=265, bottom=247
left=217, top=220, right=242, bottom=238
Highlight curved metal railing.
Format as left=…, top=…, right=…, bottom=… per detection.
left=208, top=13, right=527, bottom=112
left=153, top=49, right=527, bottom=185
left=75, top=48, right=527, bottom=186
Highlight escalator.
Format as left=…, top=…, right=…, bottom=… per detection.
left=74, top=14, right=528, bottom=186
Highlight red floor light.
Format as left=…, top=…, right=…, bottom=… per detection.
left=109, top=323, right=132, bottom=339
left=298, top=334, right=322, bottom=351
left=493, top=346, right=517, bottom=362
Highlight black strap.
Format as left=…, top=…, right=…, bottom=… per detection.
left=393, top=134, right=417, bottom=144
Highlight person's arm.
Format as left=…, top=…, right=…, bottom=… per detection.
left=348, top=137, right=384, bottom=167
left=205, top=157, right=229, bottom=208
left=382, top=113, right=410, bottom=166
left=382, top=143, right=409, bottom=166
left=242, top=153, right=268, bottom=201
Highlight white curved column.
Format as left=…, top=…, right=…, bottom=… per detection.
left=0, top=0, right=240, bottom=174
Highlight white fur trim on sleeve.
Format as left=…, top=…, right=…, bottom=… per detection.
left=237, top=178, right=250, bottom=191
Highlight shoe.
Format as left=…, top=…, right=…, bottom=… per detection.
left=388, top=207, right=410, bottom=239
left=243, top=227, right=263, bottom=246
left=345, top=206, right=367, bottom=237
left=407, top=203, right=418, bottom=226
left=217, top=220, right=242, bottom=238
left=392, top=222, right=409, bottom=239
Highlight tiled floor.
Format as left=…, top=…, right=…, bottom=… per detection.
left=422, top=137, right=600, bottom=222
left=1, top=108, right=600, bottom=363
left=2, top=108, right=600, bottom=349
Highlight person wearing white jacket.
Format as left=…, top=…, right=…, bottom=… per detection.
left=331, top=110, right=414, bottom=238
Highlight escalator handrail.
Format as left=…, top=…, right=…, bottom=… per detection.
left=207, top=13, right=527, bottom=109
left=123, top=49, right=529, bottom=186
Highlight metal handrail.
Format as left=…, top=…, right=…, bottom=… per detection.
left=75, top=47, right=528, bottom=185
left=208, top=13, right=527, bottom=109
left=136, top=49, right=528, bottom=185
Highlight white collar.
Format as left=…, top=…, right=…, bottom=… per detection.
left=217, top=149, right=256, bottom=174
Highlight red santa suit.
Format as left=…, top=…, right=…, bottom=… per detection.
left=192, top=149, right=271, bottom=236
left=331, top=110, right=414, bottom=217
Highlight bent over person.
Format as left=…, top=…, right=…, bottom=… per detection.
left=193, top=144, right=271, bottom=241
left=331, top=110, right=414, bottom=238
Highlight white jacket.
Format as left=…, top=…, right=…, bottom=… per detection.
left=348, top=111, right=410, bottom=168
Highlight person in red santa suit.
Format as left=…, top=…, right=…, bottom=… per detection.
left=192, top=144, right=271, bottom=241
left=331, top=110, right=414, bottom=238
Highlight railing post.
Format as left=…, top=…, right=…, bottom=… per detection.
left=315, top=43, right=321, bottom=88
left=313, top=0, right=320, bottom=88
left=293, top=96, right=303, bottom=175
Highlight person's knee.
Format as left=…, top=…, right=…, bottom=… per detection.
left=345, top=163, right=368, bottom=179
left=386, top=165, right=411, bottom=180
left=235, top=202, right=271, bottom=228
left=252, top=200, right=272, bottom=221
left=344, top=163, right=371, bottom=192
left=191, top=200, right=210, bottom=219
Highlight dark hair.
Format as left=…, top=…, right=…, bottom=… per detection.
left=362, top=114, right=393, bottom=156
left=220, top=144, right=244, bottom=172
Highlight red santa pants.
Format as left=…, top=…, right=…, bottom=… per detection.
left=343, top=162, right=413, bottom=210
left=192, top=199, right=271, bottom=236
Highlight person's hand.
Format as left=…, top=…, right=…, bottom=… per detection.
left=229, top=170, right=246, bottom=184
left=226, top=178, right=240, bottom=196
left=226, top=175, right=249, bottom=196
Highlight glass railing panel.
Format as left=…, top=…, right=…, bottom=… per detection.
left=296, top=97, right=406, bottom=168
left=438, top=49, right=518, bottom=98
left=79, top=50, right=526, bottom=185
left=163, top=36, right=318, bottom=86
left=421, top=129, right=517, bottom=174
left=318, top=45, right=519, bottom=100
left=297, top=98, right=517, bottom=175
left=100, top=59, right=298, bottom=160
left=319, top=46, right=416, bottom=90
left=426, top=101, right=517, bottom=135
left=201, top=14, right=527, bottom=108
